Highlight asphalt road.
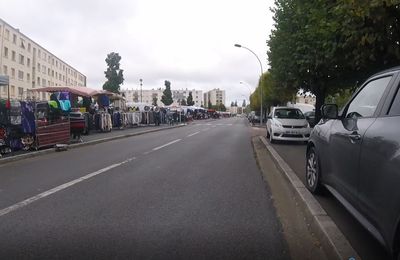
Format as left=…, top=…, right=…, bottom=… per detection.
left=0, top=118, right=289, bottom=260
left=265, top=133, right=390, bottom=260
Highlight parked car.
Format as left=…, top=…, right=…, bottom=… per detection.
left=266, top=107, right=311, bottom=143
left=305, top=67, right=400, bottom=258
left=303, top=111, right=316, bottom=127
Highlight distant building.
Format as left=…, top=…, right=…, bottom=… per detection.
left=0, top=18, right=86, bottom=100
left=121, top=88, right=203, bottom=107
left=204, top=88, right=225, bottom=107
left=296, top=94, right=316, bottom=106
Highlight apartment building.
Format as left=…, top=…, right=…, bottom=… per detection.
left=122, top=88, right=203, bottom=107
left=0, top=18, right=86, bottom=100
left=204, top=88, right=226, bottom=107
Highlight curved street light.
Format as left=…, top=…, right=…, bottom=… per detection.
left=235, top=44, right=264, bottom=125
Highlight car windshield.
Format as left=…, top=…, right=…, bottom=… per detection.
left=274, top=109, right=305, bottom=119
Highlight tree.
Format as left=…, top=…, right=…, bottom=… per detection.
left=161, top=80, right=173, bottom=105
left=152, top=97, right=158, bottom=106
left=208, top=100, right=212, bottom=109
left=267, top=0, right=400, bottom=120
left=234, top=100, right=238, bottom=107
left=103, top=52, right=124, bottom=93
left=180, top=99, right=187, bottom=106
left=187, top=92, right=195, bottom=106
left=242, top=99, right=246, bottom=107
left=230, top=101, right=235, bottom=107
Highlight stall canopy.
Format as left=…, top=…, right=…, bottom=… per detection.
left=33, top=86, right=105, bottom=97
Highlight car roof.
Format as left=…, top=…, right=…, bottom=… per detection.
left=273, top=107, right=300, bottom=110
left=369, top=66, right=400, bottom=79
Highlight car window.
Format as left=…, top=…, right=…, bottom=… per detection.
left=346, top=76, right=392, bottom=118
left=274, top=109, right=305, bottom=119
left=389, top=84, right=400, bottom=116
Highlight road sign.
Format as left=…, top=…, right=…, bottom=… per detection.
left=0, top=75, right=9, bottom=86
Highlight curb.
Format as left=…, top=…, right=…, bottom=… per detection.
left=259, top=136, right=360, bottom=260
left=0, top=124, right=186, bottom=165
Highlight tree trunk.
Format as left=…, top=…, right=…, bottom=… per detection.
left=314, top=85, right=326, bottom=123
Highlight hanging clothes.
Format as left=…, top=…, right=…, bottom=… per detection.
left=10, top=101, right=21, bottom=125
left=20, top=101, right=35, bottom=134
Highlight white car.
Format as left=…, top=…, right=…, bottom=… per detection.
left=266, top=107, right=311, bottom=143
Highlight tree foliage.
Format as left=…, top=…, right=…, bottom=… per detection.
left=180, top=99, right=187, bottom=106
left=267, top=0, right=400, bottom=119
left=187, top=92, right=195, bottom=106
left=242, top=99, right=246, bottom=107
left=103, top=52, right=124, bottom=94
left=161, top=80, right=173, bottom=105
left=152, top=97, right=158, bottom=106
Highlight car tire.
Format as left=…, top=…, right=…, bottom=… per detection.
left=266, top=128, right=270, bottom=138
left=305, top=146, right=322, bottom=194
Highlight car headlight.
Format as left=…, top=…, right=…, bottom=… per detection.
left=303, top=123, right=310, bottom=128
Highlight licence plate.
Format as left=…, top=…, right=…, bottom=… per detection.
left=287, top=130, right=299, bottom=134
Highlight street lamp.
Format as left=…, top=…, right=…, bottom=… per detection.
left=139, top=78, right=143, bottom=103
left=235, top=44, right=264, bottom=125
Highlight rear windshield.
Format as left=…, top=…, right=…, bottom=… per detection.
left=274, top=109, right=305, bottom=119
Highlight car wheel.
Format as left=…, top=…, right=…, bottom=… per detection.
left=266, top=128, right=270, bottom=138
left=306, top=146, right=322, bottom=194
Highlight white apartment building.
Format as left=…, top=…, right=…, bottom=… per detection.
left=204, top=88, right=226, bottom=107
left=122, top=88, right=203, bottom=107
left=0, top=18, right=86, bottom=100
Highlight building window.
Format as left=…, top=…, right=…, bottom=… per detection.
left=18, top=87, right=24, bottom=97
left=3, top=65, right=7, bottom=75
left=11, top=51, right=16, bottom=61
left=11, top=68, right=15, bottom=78
left=37, top=63, right=41, bottom=72
left=42, top=78, right=46, bottom=86
left=38, top=49, right=41, bottom=58
left=27, top=73, right=30, bottom=82
left=56, top=60, right=58, bottom=67
left=28, top=43, right=31, bottom=52
left=19, top=54, right=24, bottom=65
left=42, top=92, right=46, bottom=100
left=11, top=85, right=15, bottom=96
left=51, top=70, right=54, bottom=77
left=48, top=80, right=50, bottom=86
left=12, top=34, right=17, bottom=44
left=3, top=47, right=8, bottom=58
left=5, top=29, right=9, bottom=40
left=37, top=77, right=40, bottom=85
left=48, top=68, right=50, bottom=75
left=18, top=70, right=24, bottom=80
left=42, top=65, right=45, bottom=73
left=20, top=38, right=25, bottom=49
left=43, top=52, right=46, bottom=60
left=27, top=58, right=30, bottom=67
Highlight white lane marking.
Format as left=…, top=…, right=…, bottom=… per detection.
left=152, top=139, right=182, bottom=151
left=0, top=157, right=136, bottom=218
left=187, top=131, right=200, bottom=137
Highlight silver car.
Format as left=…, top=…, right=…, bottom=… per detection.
left=266, top=107, right=311, bottom=143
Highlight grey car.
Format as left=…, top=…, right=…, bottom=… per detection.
left=306, top=67, right=400, bottom=258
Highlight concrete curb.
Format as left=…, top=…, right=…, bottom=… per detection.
left=259, top=136, right=361, bottom=260
left=0, top=124, right=186, bottom=165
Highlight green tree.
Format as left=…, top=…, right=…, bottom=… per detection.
left=187, top=92, right=195, bottom=106
left=180, top=99, right=187, bottom=106
left=230, top=101, right=235, bottom=107
left=161, top=80, right=173, bottom=105
left=242, top=99, right=246, bottom=107
left=268, top=0, right=400, bottom=120
left=152, top=97, right=158, bottom=106
left=208, top=100, right=212, bottom=109
left=103, top=52, right=124, bottom=93
left=234, top=100, right=238, bottom=107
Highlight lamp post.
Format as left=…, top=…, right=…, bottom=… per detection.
left=235, top=44, right=264, bottom=125
left=139, top=78, right=143, bottom=103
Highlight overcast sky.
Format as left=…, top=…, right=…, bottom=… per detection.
left=0, top=0, right=275, bottom=105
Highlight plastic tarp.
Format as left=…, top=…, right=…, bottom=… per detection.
left=32, top=86, right=101, bottom=97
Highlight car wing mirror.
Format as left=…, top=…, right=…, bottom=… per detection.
left=321, top=104, right=338, bottom=119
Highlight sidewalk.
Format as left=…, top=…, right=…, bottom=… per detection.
left=0, top=123, right=187, bottom=165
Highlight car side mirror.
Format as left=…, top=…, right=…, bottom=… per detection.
left=321, top=104, right=338, bottom=119
left=266, top=115, right=272, bottom=120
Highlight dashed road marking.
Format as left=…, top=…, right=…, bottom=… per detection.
left=152, top=139, right=182, bottom=151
